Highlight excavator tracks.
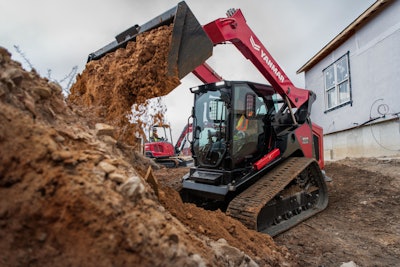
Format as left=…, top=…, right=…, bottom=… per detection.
left=226, top=157, right=328, bottom=236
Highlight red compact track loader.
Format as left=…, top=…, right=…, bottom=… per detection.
left=87, top=1, right=328, bottom=236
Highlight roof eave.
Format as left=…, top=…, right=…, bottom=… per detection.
left=297, top=0, right=392, bottom=74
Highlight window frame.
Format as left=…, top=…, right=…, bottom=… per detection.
left=323, top=52, right=352, bottom=113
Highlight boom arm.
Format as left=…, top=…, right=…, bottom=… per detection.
left=193, top=8, right=311, bottom=109
left=174, top=123, right=192, bottom=154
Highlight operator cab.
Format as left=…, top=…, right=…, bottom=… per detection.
left=183, top=81, right=281, bottom=199
left=187, top=81, right=284, bottom=183
left=184, top=80, right=311, bottom=201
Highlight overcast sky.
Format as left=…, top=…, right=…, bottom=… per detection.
left=0, top=0, right=375, bottom=141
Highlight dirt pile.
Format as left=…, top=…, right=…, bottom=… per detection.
left=0, top=46, right=294, bottom=266
left=68, top=25, right=180, bottom=146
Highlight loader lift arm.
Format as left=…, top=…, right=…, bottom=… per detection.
left=193, top=62, right=223, bottom=84
left=192, top=8, right=311, bottom=109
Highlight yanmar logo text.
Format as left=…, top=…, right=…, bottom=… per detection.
left=250, top=36, right=285, bottom=83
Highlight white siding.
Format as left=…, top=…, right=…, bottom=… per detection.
left=305, top=1, right=400, bottom=159
left=324, top=119, right=400, bottom=160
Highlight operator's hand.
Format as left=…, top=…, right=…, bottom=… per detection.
left=233, top=130, right=246, bottom=141
left=232, top=130, right=246, bottom=154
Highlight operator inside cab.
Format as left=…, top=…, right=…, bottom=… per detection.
left=236, top=113, right=249, bottom=131
left=233, top=95, right=258, bottom=159
left=150, top=127, right=161, bottom=142
left=234, top=97, right=256, bottom=138
left=233, top=94, right=249, bottom=156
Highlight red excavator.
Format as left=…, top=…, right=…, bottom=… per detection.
left=145, top=124, right=193, bottom=168
left=87, top=1, right=328, bottom=236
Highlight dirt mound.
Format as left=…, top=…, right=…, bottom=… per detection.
left=154, top=167, right=292, bottom=265
left=0, top=45, right=294, bottom=266
left=68, top=25, right=180, bottom=146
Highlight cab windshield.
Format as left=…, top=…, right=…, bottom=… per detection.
left=192, top=82, right=274, bottom=169
left=192, top=90, right=228, bottom=167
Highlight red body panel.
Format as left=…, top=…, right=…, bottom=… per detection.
left=312, top=123, right=325, bottom=169
left=145, top=142, right=175, bottom=158
left=253, top=148, right=280, bottom=171
left=292, top=123, right=324, bottom=170
left=294, top=124, right=314, bottom=159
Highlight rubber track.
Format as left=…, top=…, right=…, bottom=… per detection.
left=226, top=157, right=315, bottom=230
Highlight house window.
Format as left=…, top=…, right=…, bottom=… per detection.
left=323, top=53, right=351, bottom=111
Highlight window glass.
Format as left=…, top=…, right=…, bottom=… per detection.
left=256, top=96, right=267, bottom=115
left=327, top=88, right=337, bottom=109
left=323, top=54, right=351, bottom=110
left=324, top=65, right=335, bottom=89
left=209, top=99, right=226, bottom=122
left=336, top=57, right=348, bottom=82
left=232, top=85, right=264, bottom=165
left=193, top=90, right=227, bottom=167
left=339, top=81, right=350, bottom=103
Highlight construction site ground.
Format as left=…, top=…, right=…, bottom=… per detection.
left=155, top=157, right=400, bottom=267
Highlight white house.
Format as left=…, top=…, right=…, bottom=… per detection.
left=297, top=0, right=400, bottom=160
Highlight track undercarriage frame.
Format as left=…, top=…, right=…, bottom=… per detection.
left=227, top=157, right=328, bottom=236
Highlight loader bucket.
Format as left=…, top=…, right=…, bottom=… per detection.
left=87, top=1, right=213, bottom=79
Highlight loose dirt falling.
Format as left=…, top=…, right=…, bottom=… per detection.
left=68, top=25, right=180, bottom=147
